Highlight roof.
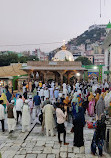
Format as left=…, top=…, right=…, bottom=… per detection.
left=22, top=66, right=86, bottom=71
left=107, top=21, right=111, bottom=29
left=0, top=64, right=27, bottom=78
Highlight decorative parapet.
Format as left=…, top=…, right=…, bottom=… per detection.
left=27, top=61, right=82, bottom=67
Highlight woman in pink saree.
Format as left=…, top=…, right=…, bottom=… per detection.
left=88, top=97, right=95, bottom=117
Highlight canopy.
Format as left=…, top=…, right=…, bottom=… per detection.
left=0, top=64, right=27, bottom=78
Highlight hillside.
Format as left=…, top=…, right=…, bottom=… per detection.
left=48, top=27, right=107, bottom=60
left=67, top=28, right=106, bottom=46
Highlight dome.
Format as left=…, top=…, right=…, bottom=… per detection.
left=53, top=50, right=74, bottom=61
left=107, top=21, right=111, bottom=29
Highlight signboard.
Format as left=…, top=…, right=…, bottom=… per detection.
left=88, top=72, right=99, bottom=77
left=104, top=71, right=110, bottom=74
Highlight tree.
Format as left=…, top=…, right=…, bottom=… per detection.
left=0, top=54, right=18, bottom=66
left=75, top=56, right=92, bottom=65
left=0, top=53, right=39, bottom=66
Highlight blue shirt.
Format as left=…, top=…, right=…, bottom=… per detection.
left=33, top=95, right=41, bottom=106
left=54, top=90, right=59, bottom=99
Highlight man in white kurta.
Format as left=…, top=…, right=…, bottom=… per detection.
left=63, top=88, right=68, bottom=98
left=49, top=87, right=54, bottom=99
left=63, top=83, right=66, bottom=92
left=39, top=88, right=44, bottom=101
left=22, top=100, right=30, bottom=132
left=44, top=88, right=49, bottom=100
left=42, top=104, right=55, bottom=136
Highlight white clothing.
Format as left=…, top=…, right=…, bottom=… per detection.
left=104, top=93, right=111, bottom=108
left=35, top=81, right=39, bottom=87
left=35, top=105, right=40, bottom=117
left=63, top=88, right=68, bottom=98
left=56, top=108, right=67, bottom=124
left=28, top=99, right=33, bottom=109
left=16, top=98, right=23, bottom=111
left=75, top=82, right=79, bottom=90
left=68, top=85, right=71, bottom=94
left=13, top=107, right=17, bottom=119
left=59, top=93, right=62, bottom=98
left=23, top=86, right=26, bottom=93
left=43, top=84, right=46, bottom=88
left=39, top=89, right=44, bottom=97
left=22, top=104, right=30, bottom=126
left=0, top=104, right=5, bottom=120
left=51, top=82, right=55, bottom=89
left=42, top=104, right=55, bottom=136
left=105, top=82, right=109, bottom=88
left=46, top=128, right=54, bottom=137
left=49, top=88, right=54, bottom=99
left=63, top=83, right=66, bottom=90
left=44, top=90, right=49, bottom=100
left=7, top=118, right=16, bottom=132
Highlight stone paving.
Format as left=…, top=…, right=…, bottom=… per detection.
left=0, top=115, right=111, bottom=158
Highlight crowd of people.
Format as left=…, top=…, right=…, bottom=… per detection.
left=0, top=79, right=111, bottom=156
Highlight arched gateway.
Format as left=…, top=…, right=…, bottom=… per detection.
left=22, top=61, right=87, bottom=84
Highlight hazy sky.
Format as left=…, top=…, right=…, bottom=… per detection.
left=0, top=0, right=111, bottom=53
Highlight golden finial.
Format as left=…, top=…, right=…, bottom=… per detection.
left=62, top=40, right=67, bottom=50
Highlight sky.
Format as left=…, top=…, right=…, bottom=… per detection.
left=0, top=0, right=111, bottom=53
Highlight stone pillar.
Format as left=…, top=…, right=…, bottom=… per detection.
left=44, top=72, right=47, bottom=83
left=42, top=71, right=47, bottom=83
left=67, top=72, right=71, bottom=84
left=60, top=73, right=63, bottom=85
left=57, top=70, right=67, bottom=85
left=34, top=71, right=36, bottom=80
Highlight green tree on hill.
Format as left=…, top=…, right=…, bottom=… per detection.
left=75, top=56, right=92, bottom=65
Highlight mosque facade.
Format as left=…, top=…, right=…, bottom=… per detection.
left=22, top=47, right=87, bottom=84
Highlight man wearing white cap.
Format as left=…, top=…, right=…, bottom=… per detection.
left=7, top=100, right=16, bottom=133
left=22, top=100, right=30, bottom=132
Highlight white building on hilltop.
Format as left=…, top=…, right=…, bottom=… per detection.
left=88, top=24, right=107, bottom=31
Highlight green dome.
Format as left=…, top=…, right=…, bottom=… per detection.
left=107, top=21, right=111, bottom=28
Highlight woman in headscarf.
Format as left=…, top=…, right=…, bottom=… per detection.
left=95, top=93, right=99, bottom=104
left=63, top=96, right=70, bottom=105
left=96, top=95, right=105, bottom=120
left=6, top=90, right=12, bottom=103
left=88, top=97, right=95, bottom=117
left=63, top=96, right=71, bottom=121
left=73, top=106, right=85, bottom=147
left=77, top=95, right=82, bottom=106
left=88, top=92, right=94, bottom=102
left=0, top=93, right=7, bottom=114
left=71, top=96, right=79, bottom=119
